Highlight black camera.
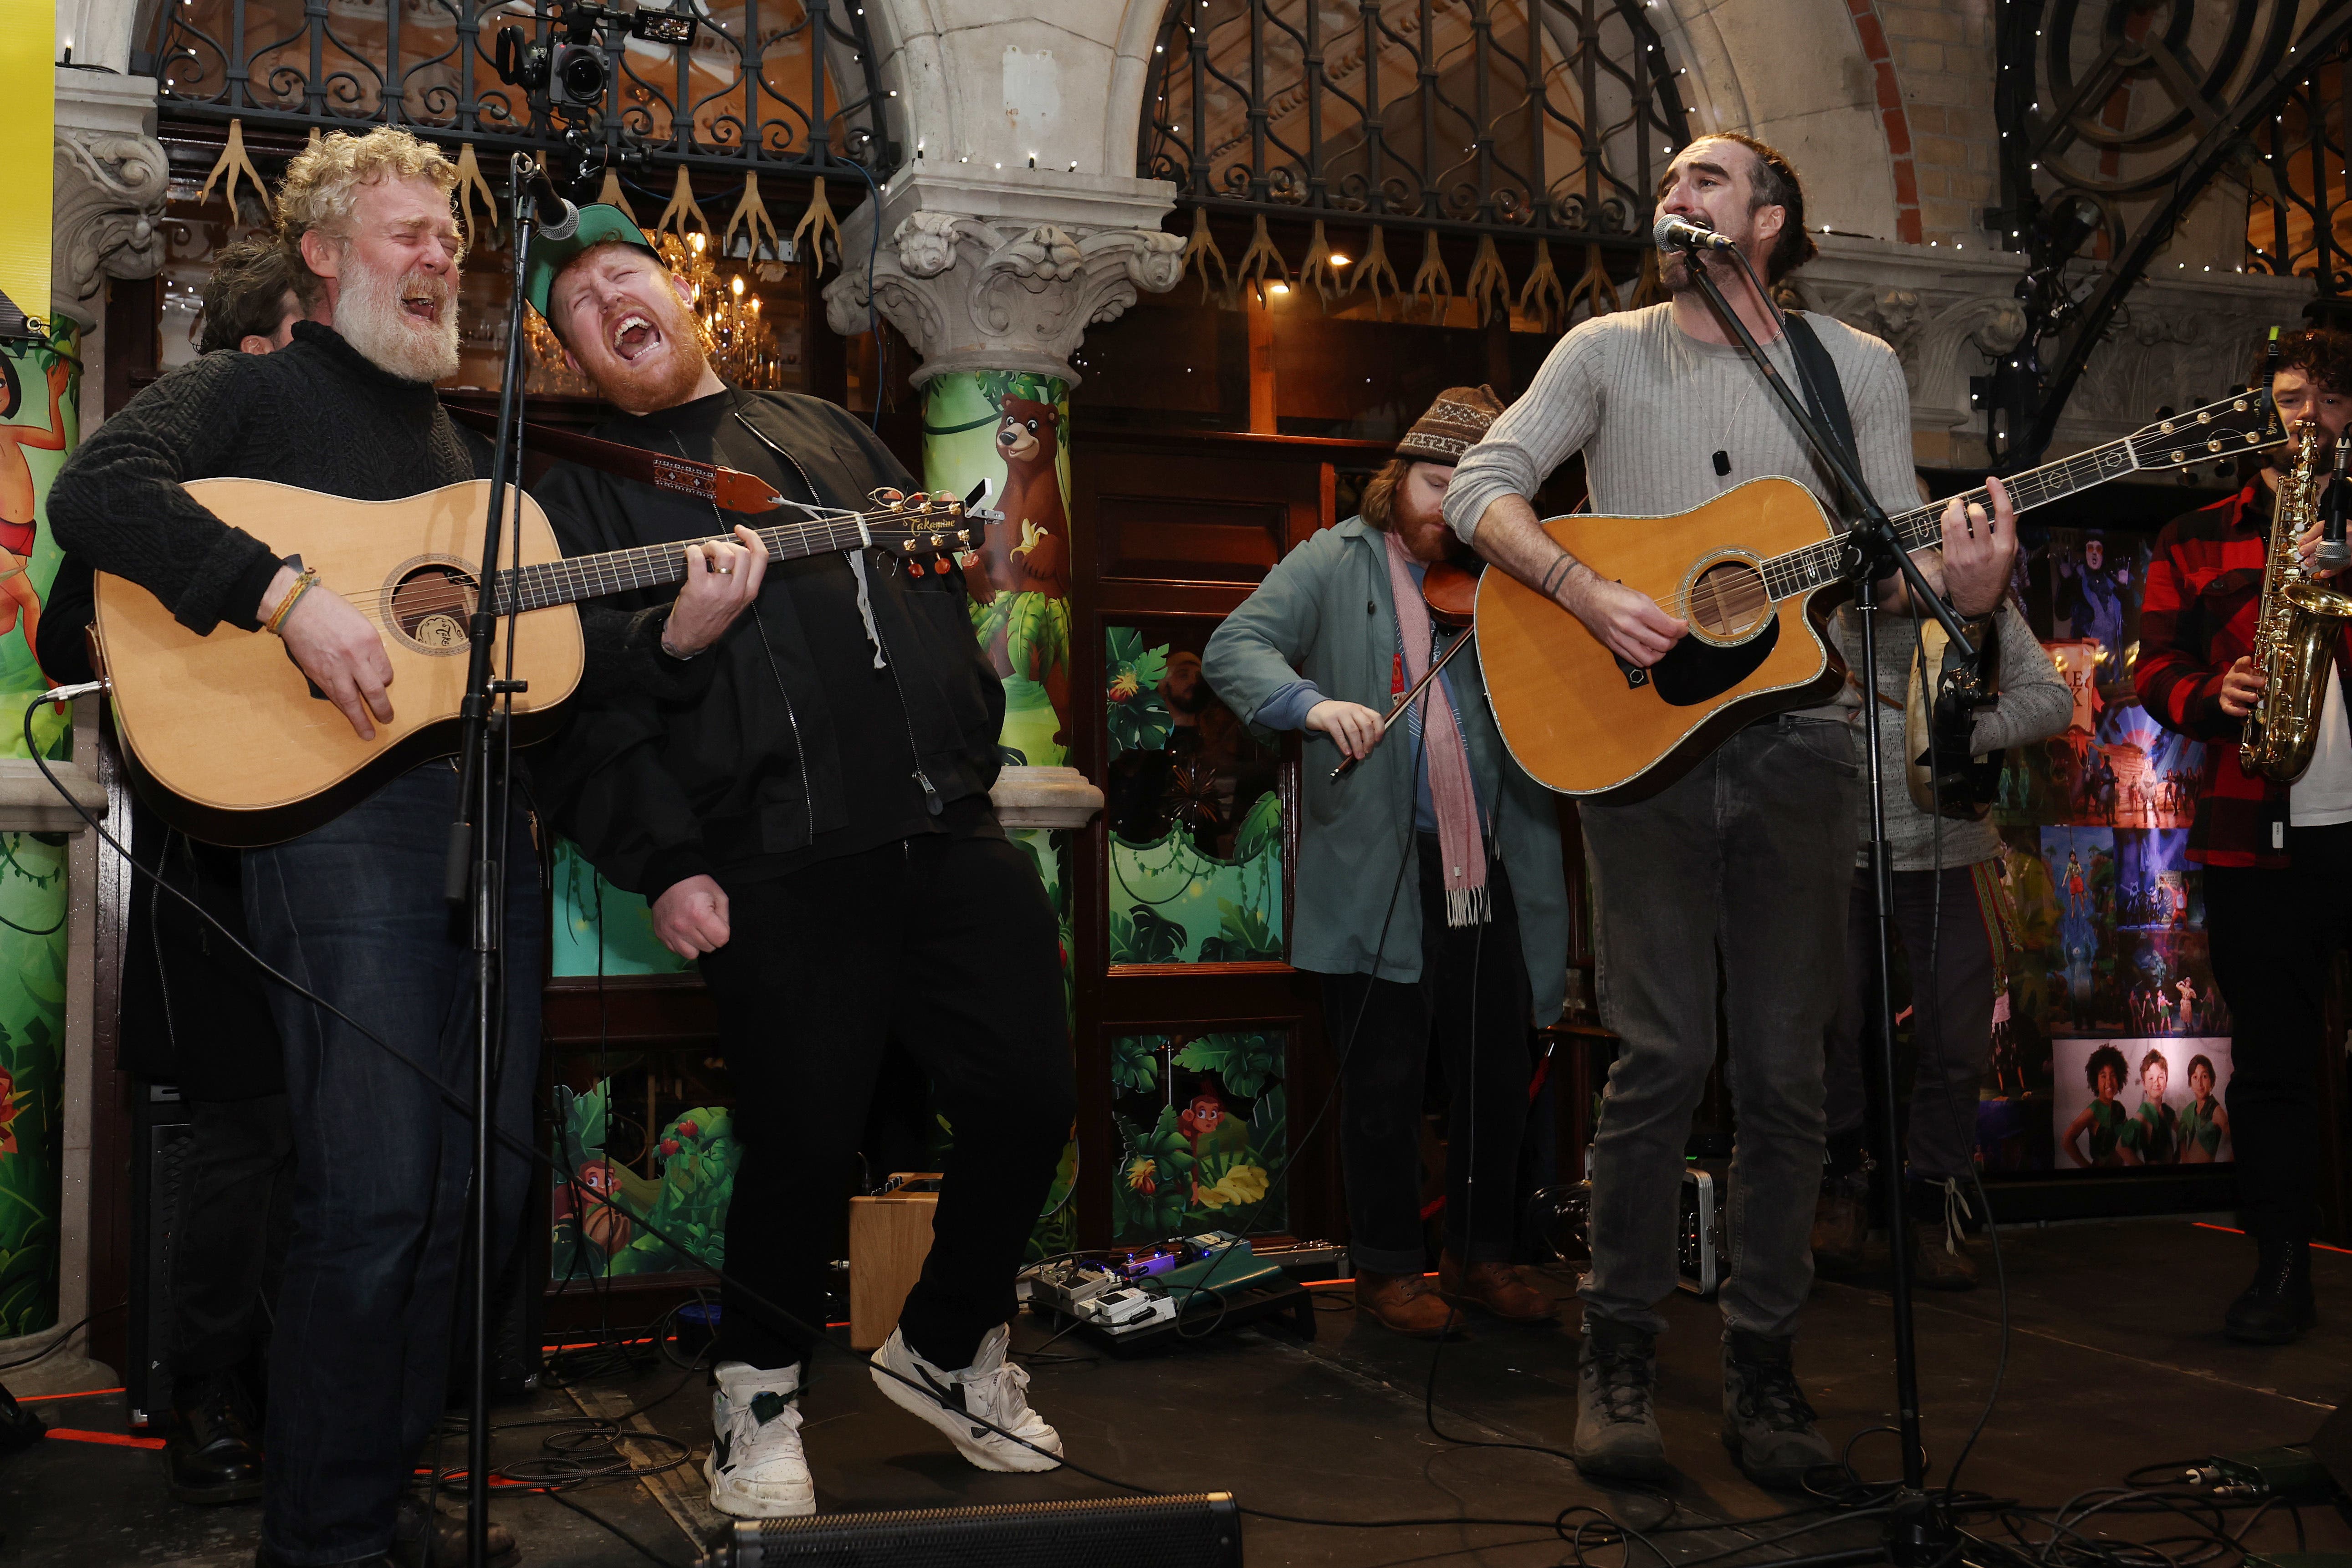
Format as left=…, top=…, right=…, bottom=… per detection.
left=493, top=4, right=699, bottom=119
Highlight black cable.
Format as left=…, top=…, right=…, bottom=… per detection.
left=539, top=1488, right=685, bottom=1568
left=0, top=1303, right=124, bottom=1372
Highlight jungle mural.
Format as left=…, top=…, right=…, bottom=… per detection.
left=1110, top=1031, right=1287, bottom=1244
left=551, top=1078, right=741, bottom=1280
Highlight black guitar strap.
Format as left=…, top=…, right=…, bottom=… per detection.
left=1782, top=311, right=1860, bottom=506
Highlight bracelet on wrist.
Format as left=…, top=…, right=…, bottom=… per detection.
left=264, top=568, right=318, bottom=637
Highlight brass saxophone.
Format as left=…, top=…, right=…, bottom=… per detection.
left=2241, top=420, right=2352, bottom=781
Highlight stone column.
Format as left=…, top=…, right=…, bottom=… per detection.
left=0, top=67, right=166, bottom=1394
left=823, top=169, right=1181, bottom=828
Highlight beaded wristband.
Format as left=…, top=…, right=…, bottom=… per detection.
left=264, top=568, right=317, bottom=636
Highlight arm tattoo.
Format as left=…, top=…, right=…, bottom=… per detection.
left=1538, top=553, right=1579, bottom=603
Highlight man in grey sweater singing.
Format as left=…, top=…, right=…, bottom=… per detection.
left=1440, top=133, right=2017, bottom=1487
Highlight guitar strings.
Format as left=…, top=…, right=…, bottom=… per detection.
left=294, top=496, right=976, bottom=619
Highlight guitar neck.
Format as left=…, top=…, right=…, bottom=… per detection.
left=1764, top=435, right=2139, bottom=600
left=493, top=511, right=880, bottom=613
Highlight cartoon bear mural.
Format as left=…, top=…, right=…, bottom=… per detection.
left=953, top=387, right=1072, bottom=764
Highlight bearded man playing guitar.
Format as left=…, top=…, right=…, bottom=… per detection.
left=1441, top=133, right=2017, bottom=1487
left=47, top=129, right=535, bottom=1568
left=520, top=210, right=1073, bottom=1518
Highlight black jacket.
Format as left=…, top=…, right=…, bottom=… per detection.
left=530, top=389, right=1006, bottom=898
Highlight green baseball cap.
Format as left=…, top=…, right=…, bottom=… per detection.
left=523, top=204, right=663, bottom=320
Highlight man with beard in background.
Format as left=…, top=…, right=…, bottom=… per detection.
left=47, top=128, right=537, bottom=1568
left=521, top=210, right=1072, bottom=1518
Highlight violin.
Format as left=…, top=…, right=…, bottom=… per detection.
left=1330, top=556, right=1485, bottom=782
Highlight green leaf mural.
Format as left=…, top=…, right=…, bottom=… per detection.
left=1111, top=1034, right=1164, bottom=1095
left=1104, top=628, right=1173, bottom=760
left=1172, top=1032, right=1285, bottom=1099
left=550, top=1081, right=741, bottom=1279
left=1108, top=1033, right=1288, bottom=1245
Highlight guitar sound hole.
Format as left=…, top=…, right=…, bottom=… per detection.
left=391, top=565, right=479, bottom=651
left=1687, top=561, right=1771, bottom=640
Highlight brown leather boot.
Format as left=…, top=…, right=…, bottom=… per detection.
left=1355, top=1271, right=1460, bottom=1337
left=1439, top=1252, right=1558, bottom=1323
left=1811, top=1171, right=1871, bottom=1276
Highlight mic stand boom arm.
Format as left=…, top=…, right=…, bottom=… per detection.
left=1672, top=238, right=1958, bottom=1553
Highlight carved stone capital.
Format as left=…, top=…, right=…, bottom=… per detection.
left=988, top=765, right=1104, bottom=830
left=821, top=169, right=1182, bottom=385
left=51, top=72, right=167, bottom=326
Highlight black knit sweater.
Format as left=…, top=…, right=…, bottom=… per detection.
left=48, top=322, right=489, bottom=634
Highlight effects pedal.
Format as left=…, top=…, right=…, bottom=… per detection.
left=1677, top=1163, right=1727, bottom=1298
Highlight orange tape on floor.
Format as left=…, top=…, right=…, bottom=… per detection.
left=44, top=1427, right=165, bottom=1451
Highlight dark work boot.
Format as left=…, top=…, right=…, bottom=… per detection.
left=1721, top=1328, right=1835, bottom=1488
left=1907, top=1177, right=1979, bottom=1292
left=167, top=1369, right=265, bottom=1505
left=2224, top=1234, right=2315, bottom=1345
left=1573, top=1316, right=1670, bottom=1482
left=392, top=1492, right=521, bottom=1568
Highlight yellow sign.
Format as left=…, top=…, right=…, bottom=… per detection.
left=0, top=2, right=52, bottom=330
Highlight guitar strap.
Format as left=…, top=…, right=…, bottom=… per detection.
left=440, top=401, right=789, bottom=515
left=1781, top=312, right=1860, bottom=503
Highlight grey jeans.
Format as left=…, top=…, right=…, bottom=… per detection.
left=1580, top=715, right=1861, bottom=1337
left=1824, top=863, right=1998, bottom=1182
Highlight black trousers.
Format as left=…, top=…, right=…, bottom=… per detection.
left=173, top=1093, right=296, bottom=1381
left=700, top=831, right=1074, bottom=1373
left=2203, top=822, right=2352, bottom=1241
left=1319, top=839, right=1533, bottom=1277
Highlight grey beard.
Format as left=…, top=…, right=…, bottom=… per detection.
left=334, top=261, right=460, bottom=384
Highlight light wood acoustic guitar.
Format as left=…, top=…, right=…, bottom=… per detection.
left=91, top=477, right=986, bottom=846
left=1474, top=389, right=2282, bottom=801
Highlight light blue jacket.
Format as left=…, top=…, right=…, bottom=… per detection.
left=1202, top=517, right=1570, bottom=1021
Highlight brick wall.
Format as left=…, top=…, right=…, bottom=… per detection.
left=1870, top=0, right=1999, bottom=248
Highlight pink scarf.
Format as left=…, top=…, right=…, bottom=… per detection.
left=1382, top=526, right=1489, bottom=927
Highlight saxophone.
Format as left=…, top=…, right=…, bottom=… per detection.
left=2241, top=420, right=2352, bottom=781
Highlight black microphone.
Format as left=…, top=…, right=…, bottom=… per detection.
left=1653, top=214, right=1737, bottom=254
left=522, top=163, right=579, bottom=241
left=2319, top=431, right=2351, bottom=572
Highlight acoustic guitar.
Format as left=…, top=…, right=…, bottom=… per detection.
left=91, top=477, right=984, bottom=846
left=1474, top=389, right=2282, bottom=801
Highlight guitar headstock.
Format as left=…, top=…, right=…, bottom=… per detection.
left=2127, top=388, right=2284, bottom=473
left=864, top=487, right=982, bottom=577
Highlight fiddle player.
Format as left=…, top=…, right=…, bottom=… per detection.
left=2134, top=326, right=2352, bottom=1345
left=1440, top=134, right=2017, bottom=1486
left=1204, top=387, right=1571, bottom=1338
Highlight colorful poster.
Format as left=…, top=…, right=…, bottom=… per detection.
left=550, top=1078, right=741, bottom=1280
left=549, top=839, right=692, bottom=978
left=922, top=370, right=1073, bottom=769
left=1104, top=624, right=1284, bottom=964
left=0, top=323, right=75, bottom=1340
left=1110, top=1031, right=1288, bottom=1244
left=2053, top=1037, right=2234, bottom=1168
left=2048, top=529, right=2149, bottom=699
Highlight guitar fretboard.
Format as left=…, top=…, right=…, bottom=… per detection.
left=1756, top=437, right=2140, bottom=602
left=487, top=509, right=940, bottom=613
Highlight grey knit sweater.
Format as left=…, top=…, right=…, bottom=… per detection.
left=1837, top=599, right=2071, bottom=871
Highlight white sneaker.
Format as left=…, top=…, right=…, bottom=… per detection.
left=704, top=1360, right=815, bottom=1518
left=869, top=1323, right=1064, bottom=1472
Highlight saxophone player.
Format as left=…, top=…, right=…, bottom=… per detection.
left=2135, top=326, right=2352, bottom=1345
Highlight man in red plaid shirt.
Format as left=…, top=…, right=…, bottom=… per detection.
left=2135, top=326, right=2352, bottom=1345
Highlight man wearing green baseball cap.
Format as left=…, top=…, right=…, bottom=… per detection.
left=523, top=209, right=1075, bottom=1517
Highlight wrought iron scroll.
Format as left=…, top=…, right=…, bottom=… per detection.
left=2245, top=35, right=2352, bottom=296
left=1992, top=0, right=2352, bottom=465
left=140, top=0, right=899, bottom=179
left=1139, top=0, right=1692, bottom=251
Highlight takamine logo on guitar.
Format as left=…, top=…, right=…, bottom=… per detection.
left=1472, top=388, right=2281, bottom=803
left=88, top=479, right=987, bottom=847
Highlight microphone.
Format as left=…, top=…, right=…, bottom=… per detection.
left=2318, top=431, right=2351, bottom=572
left=522, top=163, right=579, bottom=241
left=1653, top=214, right=1737, bottom=254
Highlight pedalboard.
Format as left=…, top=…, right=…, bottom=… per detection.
left=1020, top=1231, right=1316, bottom=1355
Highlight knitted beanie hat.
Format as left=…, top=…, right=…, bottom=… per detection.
left=1396, top=384, right=1506, bottom=465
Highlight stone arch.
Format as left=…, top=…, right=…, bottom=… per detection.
left=1644, top=0, right=1908, bottom=243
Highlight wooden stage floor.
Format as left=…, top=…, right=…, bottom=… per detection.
left=4, top=1216, right=2349, bottom=1568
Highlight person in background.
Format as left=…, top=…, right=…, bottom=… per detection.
left=2062, top=1044, right=2132, bottom=1169
left=2135, top=325, right=2352, bottom=1343
left=2180, top=1053, right=2229, bottom=1162
left=37, top=235, right=316, bottom=1507
left=1204, top=387, right=1570, bottom=1340
left=1814, top=547, right=2069, bottom=1291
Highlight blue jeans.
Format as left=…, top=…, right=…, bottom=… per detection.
left=242, top=766, right=542, bottom=1565
left=1579, top=716, right=1860, bottom=1338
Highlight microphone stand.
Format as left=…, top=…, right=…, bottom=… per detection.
left=1672, top=234, right=1969, bottom=1565
left=444, top=151, right=540, bottom=1568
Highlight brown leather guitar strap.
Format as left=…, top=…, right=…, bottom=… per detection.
left=440, top=401, right=787, bottom=514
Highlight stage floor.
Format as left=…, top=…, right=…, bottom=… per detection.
left=4, top=1216, right=2349, bottom=1568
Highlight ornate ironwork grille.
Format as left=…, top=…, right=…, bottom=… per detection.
left=139, top=0, right=899, bottom=177
left=2247, top=41, right=2352, bottom=295
left=1139, top=0, right=1691, bottom=249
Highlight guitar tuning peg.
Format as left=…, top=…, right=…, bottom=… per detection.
left=932, top=557, right=951, bottom=575
left=906, top=559, right=924, bottom=580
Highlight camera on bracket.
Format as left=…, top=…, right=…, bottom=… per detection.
left=493, top=2, right=700, bottom=118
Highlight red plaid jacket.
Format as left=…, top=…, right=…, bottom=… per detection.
left=2134, top=481, right=2352, bottom=868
